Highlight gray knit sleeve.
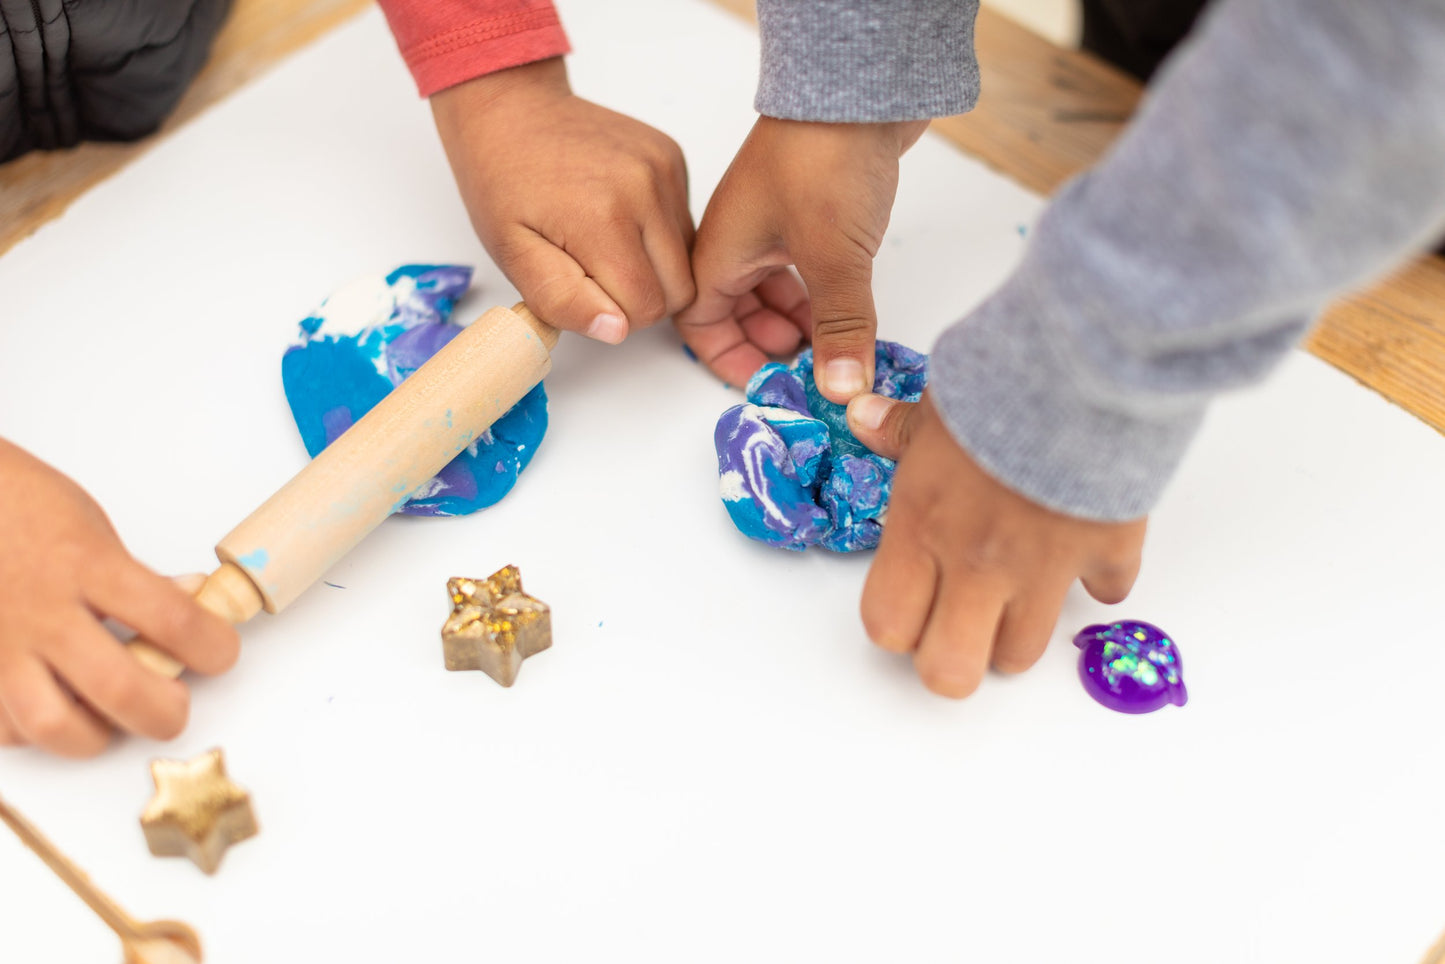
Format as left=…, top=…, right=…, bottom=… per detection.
left=929, top=0, right=1445, bottom=521
left=755, top=0, right=979, bottom=122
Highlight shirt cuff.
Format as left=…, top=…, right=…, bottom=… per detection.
left=755, top=0, right=980, bottom=122
left=927, top=262, right=1207, bottom=523
left=377, top=1, right=572, bottom=97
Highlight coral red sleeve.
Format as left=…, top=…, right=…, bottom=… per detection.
left=377, top=0, right=572, bottom=97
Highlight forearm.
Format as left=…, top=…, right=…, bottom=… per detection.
left=755, top=0, right=980, bottom=122
left=376, top=0, right=570, bottom=96
left=931, top=0, right=1445, bottom=520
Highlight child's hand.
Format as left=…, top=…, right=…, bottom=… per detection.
left=430, top=57, right=695, bottom=343
left=676, top=116, right=928, bottom=400
left=845, top=394, right=1148, bottom=698
left=0, top=440, right=239, bottom=757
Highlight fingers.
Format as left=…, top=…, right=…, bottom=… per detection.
left=991, top=578, right=1073, bottom=675
left=738, top=291, right=806, bottom=356
left=0, top=653, right=110, bottom=758
left=1081, top=521, right=1146, bottom=604
left=85, top=559, right=240, bottom=677
left=860, top=506, right=938, bottom=655
left=794, top=246, right=877, bottom=403
left=677, top=268, right=794, bottom=387
left=48, top=620, right=190, bottom=740
left=846, top=395, right=919, bottom=461
left=1081, top=555, right=1143, bottom=605
left=912, top=574, right=1003, bottom=700
left=502, top=216, right=694, bottom=344
left=500, top=230, right=630, bottom=343
left=642, top=181, right=697, bottom=318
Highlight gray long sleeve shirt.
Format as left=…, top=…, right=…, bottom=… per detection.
left=756, top=0, right=1445, bottom=520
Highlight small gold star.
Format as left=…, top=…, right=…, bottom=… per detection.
left=140, top=749, right=257, bottom=875
left=442, top=565, right=552, bottom=686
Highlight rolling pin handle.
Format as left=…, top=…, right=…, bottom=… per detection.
left=128, top=562, right=264, bottom=680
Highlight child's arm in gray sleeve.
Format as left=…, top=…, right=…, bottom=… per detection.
left=926, top=0, right=1445, bottom=520
left=755, top=0, right=980, bottom=122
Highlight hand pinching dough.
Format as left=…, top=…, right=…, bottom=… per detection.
left=714, top=342, right=927, bottom=551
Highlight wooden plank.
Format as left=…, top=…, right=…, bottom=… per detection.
left=934, top=8, right=1140, bottom=195
left=0, top=0, right=372, bottom=255
left=708, top=0, right=1445, bottom=435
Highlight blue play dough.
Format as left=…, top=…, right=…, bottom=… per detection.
left=714, top=342, right=928, bottom=552
left=281, top=264, right=548, bottom=517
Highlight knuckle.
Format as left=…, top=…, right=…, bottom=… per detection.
left=811, top=315, right=874, bottom=342
left=882, top=407, right=915, bottom=450
left=89, top=673, right=143, bottom=717
left=623, top=283, right=668, bottom=327
left=647, top=134, right=685, bottom=172
left=533, top=279, right=590, bottom=324
left=958, top=536, right=1007, bottom=574
left=24, top=703, right=76, bottom=745
left=664, top=274, right=698, bottom=316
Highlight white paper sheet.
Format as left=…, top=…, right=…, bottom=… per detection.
left=1, top=3, right=1442, bottom=962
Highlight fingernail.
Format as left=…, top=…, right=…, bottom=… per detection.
left=848, top=393, right=893, bottom=432
left=585, top=313, right=627, bottom=344
left=822, top=358, right=867, bottom=397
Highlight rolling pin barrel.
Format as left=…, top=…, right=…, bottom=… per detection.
left=130, top=303, right=557, bottom=678
left=218, top=303, right=558, bottom=613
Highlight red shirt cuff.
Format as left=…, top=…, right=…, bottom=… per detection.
left=378, top=0, right=573, bottom=97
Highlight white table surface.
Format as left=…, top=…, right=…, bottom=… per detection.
left=2, top=2, right=1443, bottom=962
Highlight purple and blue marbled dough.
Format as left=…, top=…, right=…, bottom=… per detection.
left=281, top=264, right=547, bottom=517
left=714, top=342, right=928, bottom=552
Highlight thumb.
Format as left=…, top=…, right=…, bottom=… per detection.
left=796, top=250, right=877, bottom=403
left=501, top=232, right=629, bottom=344
left=846, top=394, right=919, bottom=461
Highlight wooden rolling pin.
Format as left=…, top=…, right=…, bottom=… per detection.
left=129, top=303, right=559, bottom=678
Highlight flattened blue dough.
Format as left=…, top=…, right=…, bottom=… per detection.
left=714, top=342, right=928, bottom=552
left=281, top=264, right=548, bottom=517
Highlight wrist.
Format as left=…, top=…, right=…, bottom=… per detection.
left=430, top=56, right=571, bottom=129
left=756, top=115, right=928, bottom=157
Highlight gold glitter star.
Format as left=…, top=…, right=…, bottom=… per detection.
left=140, top=749, right=258, bottom=875
left=442, top=565, right=552, bottom=687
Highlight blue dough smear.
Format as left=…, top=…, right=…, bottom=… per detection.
left=281, top=264, right=548, bottom=517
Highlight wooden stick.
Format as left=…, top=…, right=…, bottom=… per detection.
left=0, top=793, right=202, bottom=963
left=130, top=303, right=559, bottom=676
